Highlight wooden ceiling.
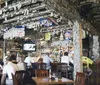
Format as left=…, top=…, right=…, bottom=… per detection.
left=0, top=0, right=100, bottom=35
left=68, top=0, right=100, bottom=32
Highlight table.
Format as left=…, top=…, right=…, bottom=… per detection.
left=32, top=77, right=74, bottom=85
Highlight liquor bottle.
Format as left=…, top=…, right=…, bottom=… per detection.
left=60, top=32, right=64, bottom=40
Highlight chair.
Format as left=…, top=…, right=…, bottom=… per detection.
left=15, top=70, right=26, bottom=85
left=26, top=68, right=35, bottom=77
left=51, top=63, right=58, bottom=74
left=38, top=63, right=46, bottom=70
left=75, top=72, right=85, bottom=85
left=15, top=70, right=35, bottom=85
left=57, top=63, right=68, bottom=78
left=12, top=73, right=18, bottom=85
left=32, top=63, right=46, bottom=70
left=32, top=63, right=39, bottom=69
left=35, top=69, right=49, bottom=77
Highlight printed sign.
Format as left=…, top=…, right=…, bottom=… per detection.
left=39, top=18, right=56, bottom=27
left=23, top=44, right=36, bottom=51
left=3, top=26, right=25, bottom=39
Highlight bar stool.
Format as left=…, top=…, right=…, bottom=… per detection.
left=35, top=69, right=49, bottom=77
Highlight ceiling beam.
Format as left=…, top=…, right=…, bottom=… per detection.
left=44, top=0, right=81, bottom=20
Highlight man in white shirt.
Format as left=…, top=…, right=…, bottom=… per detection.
left=24, top=55, right=35, bottom=68
left=61, top=52, right=74, bottom=79
left=61, top=52, right=73, bottom=66
left=42, top=53, right=53, bottom=70
left=1, top=56, right=19, bottom=85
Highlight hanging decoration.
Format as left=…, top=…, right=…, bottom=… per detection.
left=39, top=17, right=57, bottom=27
left=45, top=32, right=51, bottom=41
left=3, top=26, right=25, bottom=39
left=64, top=30, right=72, bottom=40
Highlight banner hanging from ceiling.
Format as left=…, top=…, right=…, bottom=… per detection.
left=39, top=17, right=57, bottom=27
left=3, top=26, right=25, bottom=39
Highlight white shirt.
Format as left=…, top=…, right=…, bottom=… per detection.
left=42, top=54, right=53, bottom=69
left=3, top=62, right=19, bottom=79
left=17, top=62, right=25, bottom=70
left=61, top=55, right=73, bottom=65
left=24, top=56, right=34, bottom=66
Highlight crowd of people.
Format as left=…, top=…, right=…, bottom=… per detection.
left=0, top=50, right=74, bottom=85
left=0, top=52, right=54, bottom=85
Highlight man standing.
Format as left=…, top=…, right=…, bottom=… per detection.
left=1, top=56, right=19, bottom=85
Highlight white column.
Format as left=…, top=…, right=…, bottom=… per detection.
left=73, top=20, right=83, bottom=79
left=92, top=35, right=99, bottom=60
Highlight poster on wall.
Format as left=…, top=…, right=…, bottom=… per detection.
left=23, top=43, right=36, bottom=52
left=3, top=26, right=25, bottom=39
left=64, top=31, right=72, bottom=40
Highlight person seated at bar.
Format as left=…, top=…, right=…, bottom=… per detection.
left=33, top=53, right=41, bottom=63
left=37, top=58, right=43, bottom=63
left=61, top=52, right=73, bottom=66
left=36, top=58, right=44, bottom=69
left=41, top=53, right=53, bottom=70
left=31, top=53, right=41, bottom=69
left=24, top=53, right=35, bottom=69
left=1, top=55, right=19, bottom=85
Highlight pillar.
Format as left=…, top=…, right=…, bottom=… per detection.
left=92, top=35, right=99, bottom=60
left=73, top=20, right=83, bottom=79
